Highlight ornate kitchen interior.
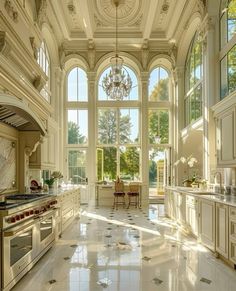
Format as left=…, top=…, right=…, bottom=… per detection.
left=1, top=0, right=236, bottom=290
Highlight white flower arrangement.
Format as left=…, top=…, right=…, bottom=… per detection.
left=174, top=155, right=199, bottom=183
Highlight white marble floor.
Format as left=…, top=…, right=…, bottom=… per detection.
left=12, top=204, right=236, bottom=291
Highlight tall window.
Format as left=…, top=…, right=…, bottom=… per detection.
left=96, top=66, right=140, bottom=181
left=148, top=67, right=171, bottom=195
left=184, top=34, right=203, bottom=125
left=66, top=67, right=88, bottom=184
left=37, top=41, right=50, bottom=102
left=220, top=0, right=236, bottom=99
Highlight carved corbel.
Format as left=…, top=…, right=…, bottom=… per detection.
left=88, top=39, right=95, bottom=70
left=36, top=0, right=47, bottom=28
left=33, top=75, right=46, bottom=91
left=141, top=39, right=149, bottom=70
left=29, top=37, right=38, bottom=60
left=0, top=31, right=11, bottom=56
left=4, top=0, right=18, bottom=23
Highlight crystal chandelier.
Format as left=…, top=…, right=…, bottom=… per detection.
left=102, top=0, right=132, bottom=100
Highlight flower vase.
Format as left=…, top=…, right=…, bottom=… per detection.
left=183, top=181, right=192, bottom=187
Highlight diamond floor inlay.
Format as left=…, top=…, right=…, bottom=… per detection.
left=11, top=204, right=236, bottom=291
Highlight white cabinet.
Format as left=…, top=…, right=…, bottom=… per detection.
left=216, top=203, right=228, bottom=258
left=186, top=195, right=199, bottom=237
left=199, top=198, right=215, bottom=251
left=229, top=206, right=236, bottom=264
left=176, top=192, right=186, bottom=225
left=216, top=107, right=236, bottom=167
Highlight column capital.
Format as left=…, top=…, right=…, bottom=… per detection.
left=87, top=71, right=96, bottom=83
left=140, top=71, right=149, bottom=83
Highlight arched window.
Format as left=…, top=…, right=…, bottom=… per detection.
left=184, top=33, right=203, bottom=125
left=96, top=65, right=140, bottom=181
left=148, top=66, right=171, bottom=195
left=66, top=67, right=88, bottom=184
left=148, top=67, right=169, bottom=101
left=220, top=0, right=236, bottom=99
left=98, top=65, right=138, bottom=101
left=37, top=41, right=50, bottom=102
left=67, top=67, right=88, bottom=102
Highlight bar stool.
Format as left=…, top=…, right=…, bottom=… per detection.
left=127, top=183, right=139, bottom=209
left=113, top=180, right=125, bottom=210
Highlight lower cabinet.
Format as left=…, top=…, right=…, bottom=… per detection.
left=199, top=198, right=216, bottom=252
left=216, top=203, right=229, bottom=258
left=56, top=189, right=80, bottom=235
left=176, top=192, right=186, bottom=225
left=229, top=206, right=236, bottom=264
left=186, top=195, right=199, bottom=237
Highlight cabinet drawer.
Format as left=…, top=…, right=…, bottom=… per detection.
left=62, top=209, right=74, bottom=225
left=229, top=207, right=236, bottom=219
left=229, top=219, right=236, bottom=240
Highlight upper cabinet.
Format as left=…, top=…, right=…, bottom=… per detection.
left=212, top=96, right=236, bottom=167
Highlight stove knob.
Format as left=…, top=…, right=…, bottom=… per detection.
left=47, top=204, right=50, bottom=209
left=25, top=211, right=30, bottom=216
left=29, top=210, right=34, bottom=215
left=15, top=215, right=20, bottom=221
left=20, top=213, right=25, bottom=219
left=35, top=209, right=40, bottom=214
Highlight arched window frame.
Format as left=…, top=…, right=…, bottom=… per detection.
left=96, top=64, right=141, bottom=181
left=184, top=33, right=203, bottom=126
left=37, top=40, right=51, bottom=102
left=65, top=66, right=88, bottom=184
left=220, top=0, right=236, bottom=99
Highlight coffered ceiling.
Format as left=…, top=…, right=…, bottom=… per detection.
left=48, top=0, right=198, bottom=50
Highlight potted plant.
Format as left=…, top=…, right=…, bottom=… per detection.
left=44, top=171, right=63, bottom=189
left=174, top=155, right=198, bottom=187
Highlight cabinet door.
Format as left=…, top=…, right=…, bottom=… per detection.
left=229, top=207, right=236, bottom=264
left=216, top=203, right=228, bottom=258
left=186, top=195, right=198, bottom=236
left=176, top=192, right=186, bottom=225
left=217, top=107, right=236, bottom=166
left=199, top=199, right=215, bottom=251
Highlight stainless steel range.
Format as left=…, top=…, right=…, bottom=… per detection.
left=0, top=194, right=58, bottom=291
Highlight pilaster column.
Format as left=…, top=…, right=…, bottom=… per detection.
left=87, top=71, right=96, bottom=205
left=140, top=71, right=149, bottom=206
left=200, top=15, right=216, bottom=181
left=173, top=66, right=184, bottom=185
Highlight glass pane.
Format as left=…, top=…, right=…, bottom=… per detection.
left=194, top=85, right=202, bottom=120
left=68, top=109, right=88, bottom=144
left=68, top=150, right=87, bottom=184
left=96, top=147, right=117, bottom=181
left=149, top=67, right=169, bottom=101
left=120, top=146, right=140, bottom=181
left=149, top=148, right=165, bottom=195
left=77, top=68, right=88, bottom=101
left=148, top=109, right=169, bottom=144
left=221, top=12, right=227, bottom=48
left=97, top=109, right=117, bottom=144
left=184, top=97, right=190, bottom=126
left=228, top=0, right=236, bottom=42
left=119, top=109, right=139, bottom=144
left=228, top=45, right=236, bottom=94
left=189, top=91, right=195, bottom=123
left=40, top=217, right=52, bottom=241
left=194, top=42, right=202, bottom=82
left=189, top=52, right=195, bottom=88
left=221, top=55, right=228, bottom=99
left=68, top=68, right=78, bottom=101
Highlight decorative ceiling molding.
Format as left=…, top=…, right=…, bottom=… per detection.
left=94, top=0, right=143, bottom=27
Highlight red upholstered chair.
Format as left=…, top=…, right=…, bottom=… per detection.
left=127, top=183, right=139, bottom=209
left=113, top=180, right=125, bottom=210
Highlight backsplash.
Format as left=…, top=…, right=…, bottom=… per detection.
left=0, top=136, right=16, bottom=190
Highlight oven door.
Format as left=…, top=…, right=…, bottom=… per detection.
left=2, top=220, right=38, bottom=289
left=37, top=209, right=56, bottom=254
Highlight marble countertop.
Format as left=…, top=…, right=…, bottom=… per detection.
left=166, top=186, right=236, bottom=207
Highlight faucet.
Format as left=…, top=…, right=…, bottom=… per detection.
left=214, top=172, right=223, bottom=194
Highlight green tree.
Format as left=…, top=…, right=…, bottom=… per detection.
left=68, top=121, right=86, bottom=144
left=149, top=78, right=169, bottom=101
left=120, top=147, right=139, bottom=179
left=149, top=110, right=169, bottom=144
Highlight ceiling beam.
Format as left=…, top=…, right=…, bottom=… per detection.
left=76, top=0, right=94, bottom=39
left=142, top=0, right=160, bottom=40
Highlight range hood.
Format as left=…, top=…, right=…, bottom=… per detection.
left=0, top=95, right=46, bottom=135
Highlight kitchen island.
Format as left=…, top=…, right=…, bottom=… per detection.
left=165, top=186, right=236, bottom=268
